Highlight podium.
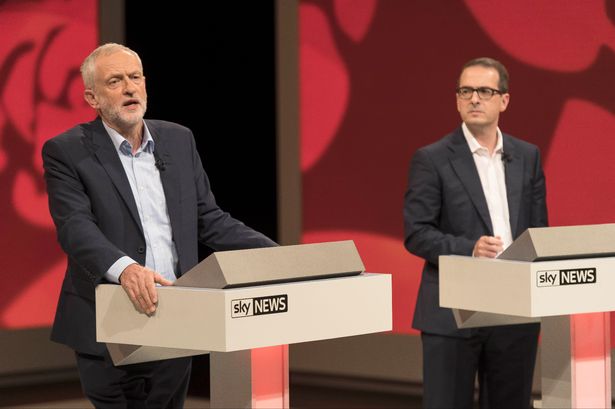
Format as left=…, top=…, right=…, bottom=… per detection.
left=440, top=224, right=615, bottom=408
left=96, top=241, right=392, bottom=408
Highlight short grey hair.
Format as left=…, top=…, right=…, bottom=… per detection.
left=81, top=43, right=143, bottom=89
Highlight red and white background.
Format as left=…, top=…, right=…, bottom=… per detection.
left=299, top=0, right=615, bottom=337
left=2, top=0, right=615, bottom=348
left=0, top=0, right=97, bottom=329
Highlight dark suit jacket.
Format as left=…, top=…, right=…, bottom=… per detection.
left=43, top=118, right=276, bottom=355
left=404, top=127, right=548, bottom=337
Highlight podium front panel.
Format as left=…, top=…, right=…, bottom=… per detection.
left=96, top=273, right=391, bottom=353
left=440, top=256, right=615, bottom=317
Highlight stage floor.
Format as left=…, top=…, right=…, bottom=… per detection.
left=1, top=381, right=421, bottom=408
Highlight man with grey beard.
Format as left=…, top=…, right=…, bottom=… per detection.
left=42, top=43, right=276, bottom=408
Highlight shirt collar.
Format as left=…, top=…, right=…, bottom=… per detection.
left=461, top=122, right=503, bottom=155
left=103, top=120, right=155, bottom=155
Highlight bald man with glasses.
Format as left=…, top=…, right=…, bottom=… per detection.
left=404, top=57, right=548, bottom=408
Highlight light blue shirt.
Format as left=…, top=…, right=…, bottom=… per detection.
left=103, top=121, right=179, bottom=283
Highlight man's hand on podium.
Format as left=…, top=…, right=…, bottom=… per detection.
left=119, top=263, right=173, bottom=315
left=472, top=236, right=503, bottom=258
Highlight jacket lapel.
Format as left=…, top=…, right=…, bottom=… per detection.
left=448, top=129, right=494, bottom=235
left=503, top=135, right=523, bottom=238
left=86, top=119, right=143, bottom=233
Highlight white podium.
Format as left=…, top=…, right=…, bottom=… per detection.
left=440, top=224, right=615, bottom=408
left=96, top=241, right=392, bottom=408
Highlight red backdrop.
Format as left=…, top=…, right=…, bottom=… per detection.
left=0, top=0, right=97, bottom=329
left=299, top=0, right=615, bottom=335
left=3, top=0, right=615, bottom=337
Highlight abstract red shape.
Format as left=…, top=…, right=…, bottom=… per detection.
left=544, top=99, right=615, bottom=348
left=0, top=111, right=5, bottom=172
left=0, top=0, right=97, bottom=329
left=34, top=90, right=93, bottom=173
left=302, top=230, right=422, bottom=335
left=544, top=99, right=615, bottom=226
left=300, top=3, right=349, bottom=171
left=33, top=18, right=94, bottom=171
left=13, top=170, right=55, bottom=228
left=333, top=0, right=377, bottom=43
left=464, top=0, right=615, bottom=71
left=0, top=18, right=39, bottom=144
left=38, top=22, right=93, bottom=103
left=1, top=259, right=65, bottom=328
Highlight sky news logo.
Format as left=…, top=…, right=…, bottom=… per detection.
left=231, top=294, right=288, bottom=318
left=536, top=268, right=596, bottom=287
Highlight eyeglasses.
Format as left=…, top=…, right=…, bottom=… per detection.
left=456, top=86, right=503, bottom=100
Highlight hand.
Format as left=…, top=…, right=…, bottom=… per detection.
left=472, top=236, right=503, bottom=258
left=119, top=263, right=173, bottom=315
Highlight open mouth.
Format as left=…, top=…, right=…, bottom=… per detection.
left=123, top=99, right=140, bottom=109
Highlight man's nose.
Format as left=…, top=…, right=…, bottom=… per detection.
left=123, top=78, right=136, bottom=95
left=470, top=90, right=481, bottom=103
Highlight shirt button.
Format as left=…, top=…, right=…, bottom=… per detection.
left=137, top=246, right=145, bottom=254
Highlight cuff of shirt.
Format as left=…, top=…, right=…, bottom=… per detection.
left=105, top=256, right=138, bottom=283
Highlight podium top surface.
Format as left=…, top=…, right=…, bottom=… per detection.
left=498, top=223, right=615, bottom=262
left=174, top=240, right=365, bottom=289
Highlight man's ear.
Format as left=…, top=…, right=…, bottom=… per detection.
left=84, top=89, right=98, bottom=109
left=499, top=93, right=510, bottom=113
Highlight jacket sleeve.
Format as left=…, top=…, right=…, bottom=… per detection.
left=403, top=148, right=474, bottom=266
left=43, top=138, right=127, bottom=283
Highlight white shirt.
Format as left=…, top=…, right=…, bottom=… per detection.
left=103, top=121, right=179, bottom=283
left=461, top=122, right=513, bottom=251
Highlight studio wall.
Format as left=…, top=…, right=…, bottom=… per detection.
left=292, top=0, right=615, bottom=388
left=0, top=0, right=98, bottom=330
left=299, top=0, right=615, bottom=337
left=0, top=0, right=277, bottom=390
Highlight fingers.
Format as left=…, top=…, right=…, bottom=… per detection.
left=472, top=236, right=504, bottom=258
left=119, top=264, right=158, bottom=315
left=154, top=273, right=174, bottom=286
left=144, top=274, right=158, bottom=307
